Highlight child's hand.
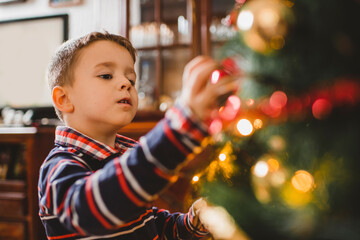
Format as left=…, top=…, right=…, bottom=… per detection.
left=189, top=198, right=209, bottom=233
left=179, top=56, right=240, bottom=122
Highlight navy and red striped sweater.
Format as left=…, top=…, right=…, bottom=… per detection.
left=38, top=105, right=209, bottom=239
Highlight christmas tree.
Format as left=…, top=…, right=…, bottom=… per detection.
left=191, top=0, right=360, bottom=239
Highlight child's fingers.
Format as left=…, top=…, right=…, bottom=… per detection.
left=208, top=79, right=240, bottom=99
left=183, top=56, right=213, bottom=82
left=189, top=60, right=218, bottom=94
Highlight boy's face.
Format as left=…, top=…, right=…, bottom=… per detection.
left=66, top=40, right=138, bottom=131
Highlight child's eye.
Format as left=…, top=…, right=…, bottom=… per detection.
left=98, top=74, right=113, bottom=80
left=128, top=79, right=135, bottom=86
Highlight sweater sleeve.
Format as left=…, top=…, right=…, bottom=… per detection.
left=153, top=204, right=209, bottom=240
left=38, top=104, right=209, bottom=236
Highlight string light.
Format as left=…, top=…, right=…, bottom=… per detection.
left=291, top=170, right=314, bottom=193
left=219, top=153, right=227, bottom=161
left=192, top=175, right=199, bottom=183
left=246, top=98, right=255, bottom=106
left=267, top=158, right=279, bottom=172
left=253, top=161, right=269, bottom=177
left=270, top=91, right=287, bottom=109
left=312, top=98, right=332, bottom=120
left=236, top=119, right=253, bottom=136
left=237, top=10, right=254, bottom=31
left=253, top=119, right=263, bottom=129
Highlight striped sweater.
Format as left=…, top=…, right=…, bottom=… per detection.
left=38, top=105, right=209, bottom=239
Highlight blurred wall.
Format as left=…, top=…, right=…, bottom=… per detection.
left=0, top=0, right=124, bottom=39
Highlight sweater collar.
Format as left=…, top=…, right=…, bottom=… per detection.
left=54, top=126, right=137, bottom=161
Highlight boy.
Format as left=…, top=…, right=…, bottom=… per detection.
left=38, top=32, right=238, bottom=239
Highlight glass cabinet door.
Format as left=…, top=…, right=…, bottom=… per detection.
left=209, top=0, right=237, bottom=58
left=128, top=0, right=194, bottom=112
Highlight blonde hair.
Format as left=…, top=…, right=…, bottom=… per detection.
left=47, top=31, right=137, bottom=120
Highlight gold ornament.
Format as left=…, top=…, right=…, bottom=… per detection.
left=236, top=0, right=294, bottom=53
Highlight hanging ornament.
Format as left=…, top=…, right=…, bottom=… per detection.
left=236, top=0, right=294, bottom=53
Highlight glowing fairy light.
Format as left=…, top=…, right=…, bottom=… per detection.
left=258, top=8, right=280, bottom=28
left=270, top=91, right=287, bottom=109
left=291, top=170, right=314, bottom=193
left=237, top=10, right=254, bottom=31
left=267, top=158, right=279, bottom=172
left=219, top=153, right=227, bottom=161
left=312, top=98, right=332, bottom=120
left=209, top=119, right=223, bottom=135
left=270, top=170, right=286, bottom=187
left=253, top=119, right=263, bottom=129
left=246, top=98, right=255, bottom=106
left=236, top=119, right=253, bottom=136
left=192, top=175, right=199, bottom=183
left=253, top=161, right=269, bottom=177
left=211, top=70, right=221, bottom=84
left=227, top=95, right=241, bottom=111
left=219, top=95, right=241, bottom=121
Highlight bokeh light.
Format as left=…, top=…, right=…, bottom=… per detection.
left=312, top=98, right=332, bottom=120
left=267, top=158, right=279, bottom=172
left=270, top=91, right=287, bottom=109
left=270, top=170, right=286, bottom=187
left=219, top=95, right=241, bottom=121
left=258, top=7, right=280, bottom=28
left=219, top=153, right=227, bottom=161
left=268, top=135, right=286, bottom=151
left=282, top=183, right=312, bottom=207
left=291, top=170, right=314, bottom=193
left=236, top=119, right=253, bottom=136
left=270, top=35, right=285, bottom=50
left=253, top=161, right=269, bottom=177
left=211, top=70, right=221, bottom=84
left=246, top=98, right=255, bottom=106
left=209, top=119, right=223, bottom=135
left=237, top=10, right=254, bottom=31
left=192, top=175, right=199, bottom=183
left=253, top=119, right=263, bottom=129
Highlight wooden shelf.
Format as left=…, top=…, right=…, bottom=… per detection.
left=0, top=127, right=55, bottom=240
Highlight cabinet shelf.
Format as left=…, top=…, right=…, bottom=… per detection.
left=136, top=43, right=190, bottom=51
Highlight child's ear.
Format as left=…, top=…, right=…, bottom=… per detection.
left=52, top=86, right=74, bottom=113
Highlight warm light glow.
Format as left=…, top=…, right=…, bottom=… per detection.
left=258, top=8, right=280, bottom=28
left=227, top=95, right=241, bottom=111
left=312, top=98, right=332, bottom=120
left=267, top=158, right=279, bottom=172
left=219, top=153, right=227, bottom=161
left=282, top=183, right=312, bottom=207
left=192, top=175, right=199, bottom=182
left=253, top=161, right=269, bottom=177
left=209, top=119, right=223, bottom=135
left=246, top=98, right=255, bottom=106
left=237, top=10, right=254, bottom=31
left=237, top=119, right=253, bottom=136
left=270, top=91, right=287, bottom=109
left=271, top=170, right=286, bottom=187
left=291, top=170, right=314, bottom=193
left=253, top=119, right=263, bottom=129
left=219, top=95, right=241, bottom=121
left=211, top=70, right=221, bottom=84
left=268, top=135, right=286, bottom=151
left=270, top=35, right=285, bottom=50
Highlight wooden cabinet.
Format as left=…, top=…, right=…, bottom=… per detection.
left=0, top=127, right=54, bottom=240
left=121, top=0, right=236, bottom=113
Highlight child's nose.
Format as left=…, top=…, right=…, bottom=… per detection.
left=118, top=79, right=131, bottom=91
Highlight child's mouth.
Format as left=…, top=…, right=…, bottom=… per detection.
left=117, top=98, right=131, bottom=105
